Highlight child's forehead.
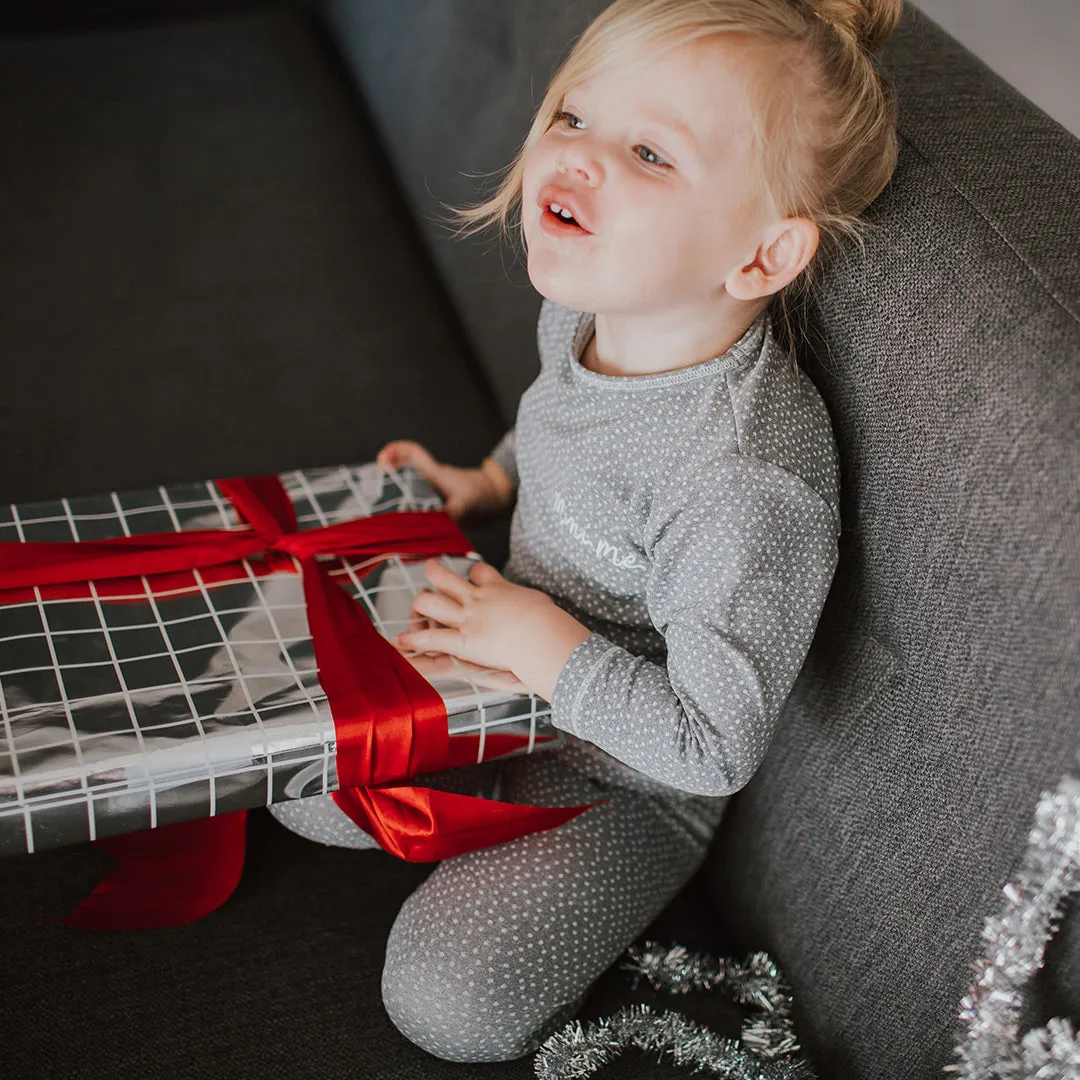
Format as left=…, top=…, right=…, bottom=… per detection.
left=563, top=37, right=760, bottom=141
left=567, top=36, right=758, bottom=106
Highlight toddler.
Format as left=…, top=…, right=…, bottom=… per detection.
left=272, top=0, right=901, bottom=1062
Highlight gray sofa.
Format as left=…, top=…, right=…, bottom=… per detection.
left=1, top=3, right=1077, bottom=1078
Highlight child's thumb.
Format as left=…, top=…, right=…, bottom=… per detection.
left=377, top=440, right=437, bottom=473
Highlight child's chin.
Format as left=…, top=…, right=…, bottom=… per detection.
left=526, top=264, right=590, bottom=311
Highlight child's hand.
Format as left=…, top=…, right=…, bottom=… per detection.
left=390, top=559, right=550, bottom=672
left=394, top=650, right=531, bottom=695
left=376, top=440, right=513, bottom=519
left=389, top=558, right=592, bottom=702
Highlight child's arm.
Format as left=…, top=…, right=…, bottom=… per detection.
left=483, top=427, right=518, bottom=497
left=376, top=439, right=515, bottom=518
left=548, top=454, right=840, bottom=798
left=389, top=441, right=838, bottom=801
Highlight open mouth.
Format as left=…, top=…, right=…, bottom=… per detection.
left=548, top=202, right=579, bottom=226
left=541, top=202, right=589, bottom=235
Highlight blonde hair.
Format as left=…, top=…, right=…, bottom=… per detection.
left=441, top=0, right=903, bottom=363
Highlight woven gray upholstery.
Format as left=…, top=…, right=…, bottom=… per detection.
left=703, top=9, right=1080, bottom=1076
left=0, top=10, right=506, bottom=505
left=0, top=4, right=1075, bottom=1078
left=318, top=0, right=613, bottom=422
left=319, top=3, right=1080, bottom=1077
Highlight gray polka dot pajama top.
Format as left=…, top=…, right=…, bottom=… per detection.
left=271, top=297, right=841, bottom=1063
left=487, top=297, right=841, bottom=798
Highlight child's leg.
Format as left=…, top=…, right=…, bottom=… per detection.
left=267, top=792, right=380, bottom=849
left=267, top=760, right=503, bottom=849
left=381, top=746, right=726, bottom=1063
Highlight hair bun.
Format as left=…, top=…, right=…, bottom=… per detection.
left=810, top=0, right=903, bottom=53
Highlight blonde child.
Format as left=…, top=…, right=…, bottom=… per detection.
left=272, top=0, right=901, bottom=1062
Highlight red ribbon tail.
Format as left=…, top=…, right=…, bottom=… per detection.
left=331, top=786, right=600, bottom=863
left=55, top=812, right=248, bottom=930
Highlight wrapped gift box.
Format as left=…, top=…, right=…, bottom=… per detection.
left=0, top=463, right=556, bottom=857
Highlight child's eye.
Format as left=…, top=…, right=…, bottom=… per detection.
left=554, top=109, right=585, bottom=130
left=636, top=145, right=671, bottom=169
left=553, top=110, right=670, bottom=170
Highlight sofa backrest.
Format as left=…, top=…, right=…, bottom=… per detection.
left=320, top=3, right=1080, bottom=1078
left=0, top=9, right=510, bottom=505
left=318, top=0, right=612, bottom=422
left=705, top=10, right=1080, bottom=1079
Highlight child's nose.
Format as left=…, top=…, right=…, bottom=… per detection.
left=557, top=147, right=603, bottom=186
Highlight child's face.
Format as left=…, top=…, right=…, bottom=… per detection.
left=521, top=35, right=770, bottom=316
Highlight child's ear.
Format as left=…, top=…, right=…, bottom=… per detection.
left=726, top=218, right=819, bottom=300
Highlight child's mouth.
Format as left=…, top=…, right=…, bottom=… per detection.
left=540, top=207, right=590, bottom=237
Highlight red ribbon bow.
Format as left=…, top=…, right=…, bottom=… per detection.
left=0, top=474, right=594, bottom=929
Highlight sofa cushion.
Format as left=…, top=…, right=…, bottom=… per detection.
left=0, top=9, right=505, bottom=505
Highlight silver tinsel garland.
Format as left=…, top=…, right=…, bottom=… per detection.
left=535, top=758, right=1080, bottom=1080
left=533, top=944, right=815, bottom=1080
left=947, top=760, right=1080, bottom=1079
left=621, top=943, right=802, bottom=1060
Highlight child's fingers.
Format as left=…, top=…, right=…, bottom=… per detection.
left=467, top=561, right=501, bottom=584
left=377, top=440, right=436, bottom=472
left=441, top=496, right=467, bottom=521
left=392, top=626, right=463, bottom=657
left=392, top=650, right=454, bottom=681
left=377, top=442, right=457, bottom=497
left=411, top=587, right=464, bottom=627
left=390, top=647, right=528, bottom=695
left=421, top=559, right=475, bottom=604
left=376, top=441, right=466, bottom=518
left=375, top=443, right=400, bottom=469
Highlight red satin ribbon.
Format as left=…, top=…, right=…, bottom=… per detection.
left=58, top=814, right=249, bottom=931
left=1, top=474, right=594, bottom=928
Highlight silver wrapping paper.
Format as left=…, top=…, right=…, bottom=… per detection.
left=0, top=463, right=557, bottom=856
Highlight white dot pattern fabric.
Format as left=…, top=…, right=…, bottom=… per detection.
left=269, top=794, right=381, bottom=849
left=270, top=299, right=842, bottom=1062
left=381, top=745, right=722, bottom=1062
left=489, top=299, right=841, bottom=797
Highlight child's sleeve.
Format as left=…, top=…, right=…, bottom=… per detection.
left=485, top=428, right=518, bottom=490
left=549, top=453, right=840, bottom=797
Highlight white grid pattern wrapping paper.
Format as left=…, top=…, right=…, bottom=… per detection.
left=0, top=463, right=555, bottom=856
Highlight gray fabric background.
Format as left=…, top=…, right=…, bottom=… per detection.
left=319, top=0, right=612, bottom=422
left=0, top=9, right=507, bottom=504
left=711, top=14, right=1080, bottom=1071
left=0, top=4, right=1075, bottom=1078
left=318, top=2, right=1080, bottom=1077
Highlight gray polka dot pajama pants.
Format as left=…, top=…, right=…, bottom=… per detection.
left=270, top=740, right=727, bottom=1062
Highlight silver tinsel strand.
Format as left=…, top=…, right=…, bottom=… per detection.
left=536, top=758, right=1080, bottom=1079
left=533, top=1004, right=817, bottom=1080
left=534, top=944, right=814, bottom=1080
left=621, top=943, right=800, bottom=1060
left=947, top=760, right=1080, bottom=1080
